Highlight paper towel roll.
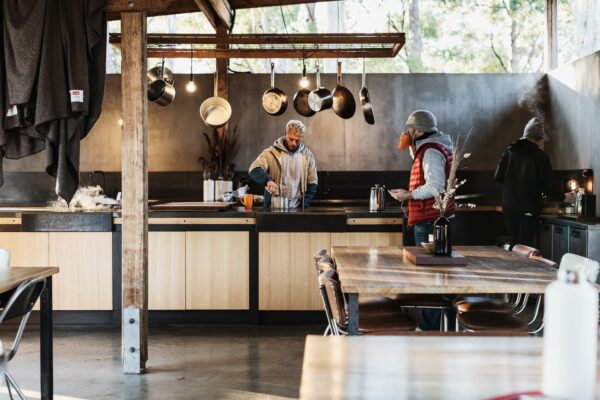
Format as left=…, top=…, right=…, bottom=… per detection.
left=203, top=179, right=215, bottom=202
left=543, top=270, right=598, bottom=400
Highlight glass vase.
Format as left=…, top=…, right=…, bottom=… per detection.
left=433, top=212, right=452, bottom=256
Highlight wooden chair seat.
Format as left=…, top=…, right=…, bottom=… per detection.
left=458, top=311, right=528, bottom=332
left=452, top=296, right=514, bottom=313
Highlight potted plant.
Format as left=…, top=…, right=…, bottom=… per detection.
left=198, top=125, right=239, bottom=201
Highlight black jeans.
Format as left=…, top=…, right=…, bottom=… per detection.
left=504, top=212, right=538, bottom=248
left=413, top=221, right=456, bottom=331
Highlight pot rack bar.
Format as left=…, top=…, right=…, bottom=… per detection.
left=109, top=33, right=405, bottom=58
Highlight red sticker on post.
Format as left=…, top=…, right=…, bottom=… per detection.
left=70, top=90, right=84, bottom=103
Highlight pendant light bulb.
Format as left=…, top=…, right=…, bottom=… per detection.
left=186, top=46, right=197, bottom=93
left=300, top=62, right=309, bottom=88
left=186, top=78, right=197, bottom=93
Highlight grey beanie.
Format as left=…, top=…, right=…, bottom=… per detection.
left=524, top=117, right=545, bottom=139
left=406, top=110, right=438, bottom=132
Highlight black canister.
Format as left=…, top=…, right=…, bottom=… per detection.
left=581, top=194, right=596, bottom=217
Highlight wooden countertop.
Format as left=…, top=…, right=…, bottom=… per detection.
left=332, top=246, right=558, bottom=295
left=299, top=335, right=600, bottom=400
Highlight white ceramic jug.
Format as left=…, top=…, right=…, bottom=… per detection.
left=0, top=249, right=11, bottom=269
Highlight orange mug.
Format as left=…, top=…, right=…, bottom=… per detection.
left=242, top=194, right=254, bottom=209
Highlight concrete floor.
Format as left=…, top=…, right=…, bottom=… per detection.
left=0, top=324, right=323, bottom=400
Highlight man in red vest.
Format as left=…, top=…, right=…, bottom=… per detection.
left=390, top=110, right=455, bottom=330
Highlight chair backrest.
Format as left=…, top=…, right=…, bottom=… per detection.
left=313, top=248, right=328, bottom=262
left=559, top=253, right=600, bottom=283
left=529, top=255, right=558, bottom=268
left=0, top=277, right=46, bottom=323
left=319, top=271, right=346, bottom=326
left=512, top=244, right=541, bottom=258
left=0, top=249, right=10, bottom=269
left=316, top=258, right=336, bottom=274
left=318, top=255, right=335, bottom=265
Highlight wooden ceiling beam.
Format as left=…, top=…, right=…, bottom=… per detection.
left=230, top=0, right=336, bottom=8
left=193, top=0, right=233, bottom=30
left=107, top=0, right=196, bottom=20
left=107, top=0, right=337, bottom=20
left=105, top=0, right=176, bottom=12
left=142, top=48, right=398, bottom=58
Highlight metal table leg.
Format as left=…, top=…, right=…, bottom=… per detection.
left=348, top=293, right=359, bottom=335
left=40, top=276, right=53, bottom=400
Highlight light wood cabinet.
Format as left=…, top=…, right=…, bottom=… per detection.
left=149, top=232, right=186, bottom=310
left=0, top=232, right=49, bottom=310
left=49, top=232, right=112, bottom=310
left=0, top=232, right=49, bottom=267
left=331, top=232, right=403, bottom=247
left=186, top=232, right=249, bottom=310
left=259, top=232, right=330, bottom=311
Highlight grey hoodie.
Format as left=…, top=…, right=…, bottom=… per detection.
left=410, top=132, right=454, bottom=200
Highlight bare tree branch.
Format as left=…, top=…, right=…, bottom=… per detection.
left=490, top=35, right=509, bottom=72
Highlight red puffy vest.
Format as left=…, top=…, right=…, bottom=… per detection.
left=408, top=143, right=456, bottom=226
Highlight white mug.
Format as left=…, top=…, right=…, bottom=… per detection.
left=0, top=249, right=11, bottom=269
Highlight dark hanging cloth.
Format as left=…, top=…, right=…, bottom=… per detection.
left=0, top=0, right=48, bottom=188
left=0, top=0, right=107, bottom=203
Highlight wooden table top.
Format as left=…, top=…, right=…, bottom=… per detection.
left=300, top=335, right=600, bottom=400
left=332, top=246, right=558, bottom=295
left=0, top=267, right=59, bottom=294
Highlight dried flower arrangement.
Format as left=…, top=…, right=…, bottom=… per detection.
left=433, top=129, right=473, bottom=214
left=198, top=125, right=239, bottom=180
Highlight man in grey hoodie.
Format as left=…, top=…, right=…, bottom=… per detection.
left=390, top=110, right=455, bottom=331
left=249, top=120, right=318, bottom=209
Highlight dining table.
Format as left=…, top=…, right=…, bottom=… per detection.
left=299, top=335, right=600, bottom=400
left=0, top=266, right=59, bottom=400
left=331, top=246, right=559, bottom=335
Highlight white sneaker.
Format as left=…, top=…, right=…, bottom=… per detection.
left=414, top=327, right=423, bottom=332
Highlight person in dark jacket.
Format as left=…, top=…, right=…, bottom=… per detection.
left=494, top=117, right=562, bottom=247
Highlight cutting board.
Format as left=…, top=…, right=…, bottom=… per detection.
left=150, top=202, right=236, bottom=211
left=403, top=246, right=467, bottom=265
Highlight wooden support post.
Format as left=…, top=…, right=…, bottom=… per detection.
left=216, top=22, right=229, bottom=139
left=216, top=23, right=228, bottom=100
left=546, top=0, right=558, bottom=71
left=120, top=10, right=149, bottom=374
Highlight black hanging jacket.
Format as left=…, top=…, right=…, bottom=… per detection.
left=0, top=0, right=107, bottom=203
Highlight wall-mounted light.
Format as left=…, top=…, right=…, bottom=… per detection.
left=118, top=118, right=123, bottom=127
left=299, top=59, right=309, bottom=88
left=568, top=179, right=580, bottom=192
left=186, top=45, right=197, bottom=93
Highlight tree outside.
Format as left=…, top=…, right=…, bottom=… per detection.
left=105, top=0, right=600, bottom=74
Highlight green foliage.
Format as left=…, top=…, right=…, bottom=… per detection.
left=105, top=0, right=600, bottom=75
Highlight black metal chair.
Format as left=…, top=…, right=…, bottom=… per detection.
left=0, top=276, right=46, bottom=400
